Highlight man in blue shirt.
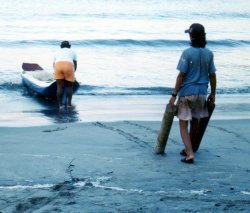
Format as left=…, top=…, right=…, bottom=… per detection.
left=169, top=23, right=217, bottom=164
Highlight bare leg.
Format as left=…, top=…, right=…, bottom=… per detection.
left=56, top=79, right=64, bottom=109
left=179, top=120, right=194, bottom=160
left=189, top=117, right=199, bottom=151
left=65, top=80, right=74, bottom=107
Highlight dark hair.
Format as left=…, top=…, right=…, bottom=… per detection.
left=60, top=41, right=71, bottom=48
left=185, top=23, right=207, bottom=48
left=190, top=34, right=207, bottom=48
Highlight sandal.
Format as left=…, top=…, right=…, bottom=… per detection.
left=180, top=149, right=187, bottom=156
left=181, top=157, right=194, bottom=164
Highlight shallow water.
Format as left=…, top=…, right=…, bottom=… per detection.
left=1, top=0, right=250, bottom=126
left=1, top=94, right=250, bottom=127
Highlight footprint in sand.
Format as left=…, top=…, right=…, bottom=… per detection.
left=42, top=127, right=67, bottom=132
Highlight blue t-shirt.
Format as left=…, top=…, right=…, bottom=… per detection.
left=177, top=47, right=216, bottom=96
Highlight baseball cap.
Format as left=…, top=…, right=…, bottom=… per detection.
left=185, top=23, right=205, bottom=37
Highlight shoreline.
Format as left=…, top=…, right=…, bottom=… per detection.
left=1, top=94, right=250, bottom=127
left=0, top=119, right=250, bottom=212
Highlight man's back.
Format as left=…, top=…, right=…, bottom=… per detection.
left=54, top=48, right=77, bottom=64
left=177, top=47, right=216, bottom=96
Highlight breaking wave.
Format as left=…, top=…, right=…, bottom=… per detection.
left=1, top=39, right=250, bottom=48
left=1, top=82, right=250, bottom=95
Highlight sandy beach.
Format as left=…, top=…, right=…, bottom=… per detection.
left=0, top=119, right=250, bottom=212
left=1, top=0, right=250, bottom=212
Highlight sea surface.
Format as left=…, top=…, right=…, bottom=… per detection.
left=0, top=0, right=250, bottom=126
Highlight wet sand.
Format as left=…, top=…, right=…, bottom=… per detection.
left=0, top=119, right=250, bottom=212
left=1, top=94, right=250, bottom=127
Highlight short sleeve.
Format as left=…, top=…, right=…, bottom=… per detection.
left=209, top=53, right=216, bottom=74
left=177, top=51, right=189, bottom=73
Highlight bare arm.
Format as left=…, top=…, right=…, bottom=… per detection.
left=169, top=72, right=185, bottom=106
left=208, top=73, right=216, bottom=104
left=73, top=60, right=77, bottom=71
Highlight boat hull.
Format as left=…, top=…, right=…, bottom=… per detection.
left=21, top=72, right=80, bottom=101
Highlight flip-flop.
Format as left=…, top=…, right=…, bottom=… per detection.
left=180, top=149, right=187, bottom=156
left=181, top=157, right=194, bottom=164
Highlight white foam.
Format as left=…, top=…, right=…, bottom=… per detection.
left=241, top=191, right=250, bottom=195
left=0, top=183, right=54, bottom=190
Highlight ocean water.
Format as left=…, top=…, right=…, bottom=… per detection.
left=0, top=0, right=250, bottom=126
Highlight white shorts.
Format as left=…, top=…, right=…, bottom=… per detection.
left=177, top=95, right=209, bottom=121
